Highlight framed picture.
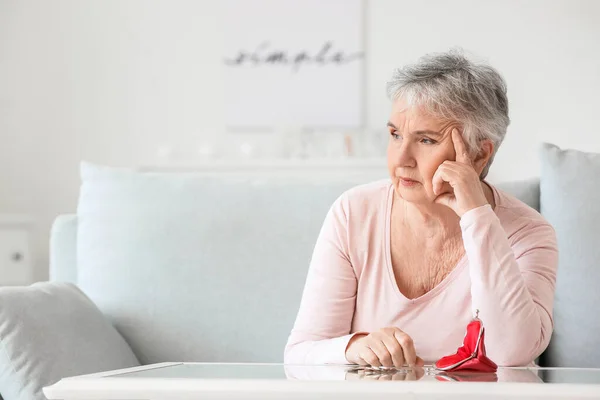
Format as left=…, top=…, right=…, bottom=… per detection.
left=223, top=0, right=364, bottom=130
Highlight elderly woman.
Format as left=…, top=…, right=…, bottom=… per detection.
left=284, top=50, right=558, bottom=368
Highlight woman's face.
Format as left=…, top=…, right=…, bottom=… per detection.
left=387, top=98, right=460, bottom=204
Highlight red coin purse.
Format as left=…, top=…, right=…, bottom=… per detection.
left=434, top=310, right=498, bottom=373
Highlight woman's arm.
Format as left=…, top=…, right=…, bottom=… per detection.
left=284, top=195, right=362, bottom=365
left=460, top=204, right=558, bottom=366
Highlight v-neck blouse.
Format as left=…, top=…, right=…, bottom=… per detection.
left=384, top=183, right=470, bottom=305
left=284, top=179, right=558, bottom=367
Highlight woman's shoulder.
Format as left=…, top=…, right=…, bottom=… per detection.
left=329, top=180, right=391, bottom=251
left=327, top=179, right=392, bottom=227
left=335, top=179, right=392, bottom=209
left=490, top=183, right=556, bottom=239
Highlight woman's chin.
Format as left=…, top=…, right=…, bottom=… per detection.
left=394, top=185, right=433, bottom=204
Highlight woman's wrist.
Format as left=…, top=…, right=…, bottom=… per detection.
left=459, top=203, right=493, bottom=228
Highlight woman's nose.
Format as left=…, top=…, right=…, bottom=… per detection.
left=396, top=142, right=416, bottom=167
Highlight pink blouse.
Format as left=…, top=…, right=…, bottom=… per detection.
left=284, top=180, right=558, bottom=367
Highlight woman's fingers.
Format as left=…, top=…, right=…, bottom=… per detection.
left=367, top=339, right=393, bottom=367
left=432, top=163, right=456, bottom=197
left=414, top=366, right=426, bottom=380
left=359, top=346, right=381, bottom=367
left=451, top=129, right=472, bottom=165
left=432, top=165, right=446, bottom=196
left=354, top=356, right=368, bottom=367
left=394, top=330, right=418, bottom=367
left=379, top=333, right=405, bottom=367
left=348, top=328, right=422, bottom=369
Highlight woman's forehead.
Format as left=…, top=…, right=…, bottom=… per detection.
left=390, top=97, right=461, bottom=133
left=390, top=101, right=445, bottom=130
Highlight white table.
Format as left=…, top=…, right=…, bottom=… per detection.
left=43, top=362, right=600, bottom=400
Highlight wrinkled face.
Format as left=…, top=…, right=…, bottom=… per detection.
left=387, top=98, right=460, bottom=204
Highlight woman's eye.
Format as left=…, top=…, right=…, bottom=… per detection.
left=390, top=131, right=401, bottom=140
left=421, top=137, right=437, bottom=145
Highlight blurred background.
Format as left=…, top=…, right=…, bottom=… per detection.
left=1, top=0, right=599, bottom=284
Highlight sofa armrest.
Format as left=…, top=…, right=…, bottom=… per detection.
left=50, top=214, right=78, bottom=283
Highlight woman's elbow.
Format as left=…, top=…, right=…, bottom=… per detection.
left=494, top=352, right=536, bottom=367
left=493, top=331, right=551, bottom=367
left=284, top=342, right=305, bottom=365
left=283, top=345, right=294, bottom=364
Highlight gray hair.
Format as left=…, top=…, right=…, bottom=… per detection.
left=386, top=49, right=510, bottom=179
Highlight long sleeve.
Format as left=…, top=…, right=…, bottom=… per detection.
left=284, top=195, right=362, bottom=365
left=460, top=204, right=558, bottom=366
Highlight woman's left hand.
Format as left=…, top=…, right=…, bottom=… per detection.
left=432, top=129, right=489, bottom=217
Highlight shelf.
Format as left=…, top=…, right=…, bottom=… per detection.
left=0, top=214, right=34, bottom=227
left=139, top=157, right=388, bottom=172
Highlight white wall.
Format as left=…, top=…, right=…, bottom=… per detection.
left=1, top=0, right=600, bottom=282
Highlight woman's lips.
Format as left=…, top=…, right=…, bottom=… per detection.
left=399, top=177, right=419, bottom=187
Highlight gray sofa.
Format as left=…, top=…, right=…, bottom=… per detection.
left=3, top=145, right=599, bottom=400
left=44, top=153, right=593, bottom=371
left=33, top=143, right=599, bottom=390
left=7, top=141, right=600, bottom=400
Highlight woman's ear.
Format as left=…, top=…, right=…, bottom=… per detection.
left=473, top=140, right=494, bottom=176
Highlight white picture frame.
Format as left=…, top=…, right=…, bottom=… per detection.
left=223, top=0, right=364, bottom=130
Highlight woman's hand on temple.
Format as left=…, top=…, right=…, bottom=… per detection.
left=344, top=327, right=425, bottom=368
left=432, top=129, right=488, bottom=217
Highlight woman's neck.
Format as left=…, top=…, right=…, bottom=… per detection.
left=394, top=181, right=495, bottom=238
left=398, top=199, right=460, bottom=239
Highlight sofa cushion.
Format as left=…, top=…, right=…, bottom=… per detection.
left=494, top=178, right=540, bottom=212
left=50, top=214, right=78, bottom=284
left=539, top=143, right=600, bottom=367
left=0, top=282, right=139, bottom=400
left=75, top=161, right=378, bottom=364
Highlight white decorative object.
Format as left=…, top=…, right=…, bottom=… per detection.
left=223, top=0, right=364, bottom=129
left=138, top=158, right=389, bottom=183
left=0, top=214, right=33, bottom=285
left=196, top=144, right=215, bottom=159
left=238, top=143, right=255, bottom=158
left=156, top=146, right=173, bottom=162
